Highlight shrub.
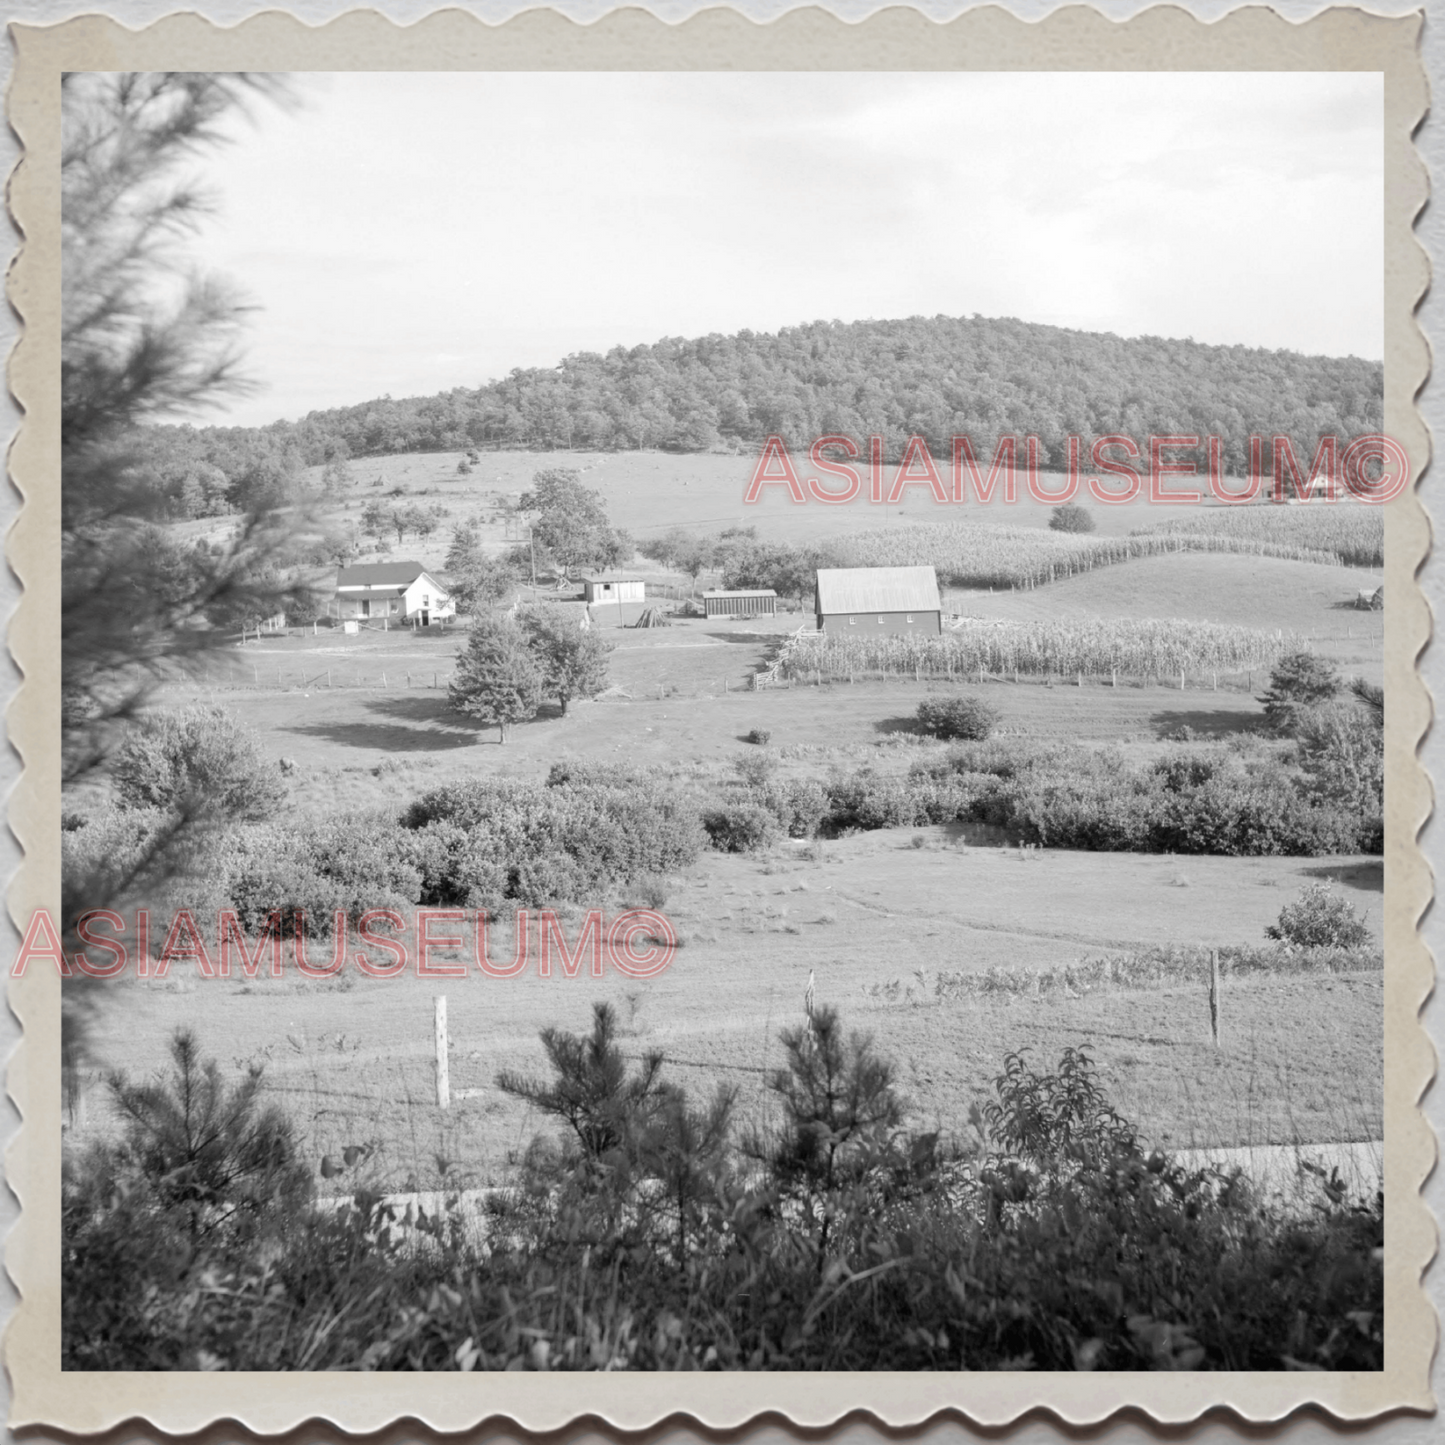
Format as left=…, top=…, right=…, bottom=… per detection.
left=1048, top=501, right=1096, bottom=534
left=1295, top=701, right=1384, bottom=827
left=733, top=750, right=779, bottom=787
left=701, top=801, right=779, bottom=853
left=113, top=706, right=286, bottom=820
left=915, top=695, right=1001, bottom=741
left=1266, top=882, right=1372, bottom=948
left=225, top=813, right=425, bottom=936
left=1260, top=651, right=1340, bottom=734
left=746, top=728, right=772, bottom=745
left=625, top=874, right=669, bottom=910
left=399, top=773, right=704, bottom=905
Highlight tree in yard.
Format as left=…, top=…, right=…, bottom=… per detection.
left=518, top=467, right=625, bottom=581
left=320, top=454, right=352, bottom=495
left=445, top=519, right=481, bottom=571
left=722, top=539, right=823, bottom=607
left=359, top=499, right=390, bottom=542
left=444, top=521, right=518, bottom=615
left=640, top=527, right=713, bottom=594
left=519, top=606, right=613, bottom=714
left=447, top=614, right=544, bottom=742
left=1259, top=651, right=1340, bottom=734
left=113, top=706, right=286, bottom=820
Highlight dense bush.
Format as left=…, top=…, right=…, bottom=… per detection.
left=883, top=739, right=1379, bottom=856
left=112, top=706, right=286, bottom=820
left=62, top=1029, right=311, bottom=1369
left=702, top=801, right=780, bottom=853
left=755, top=777, right=830, bottom=839
left=915, top=695, right=1001, bottom=741
left=1048, top=501, right=1096, bottom=534
left=746, top=728, right=772, bottom=745
left=401, top=771, right=704, bottom=906
left=226, top=812, right=426, bottom=937
left=1266, top=881, right=1373, bottom=948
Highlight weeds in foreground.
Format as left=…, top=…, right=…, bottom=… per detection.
left=63, top=1016, right=1383, bottom=1372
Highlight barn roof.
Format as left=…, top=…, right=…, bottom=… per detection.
left=815, top=566, right=941, bottom=614
left=336, top=561, right=430, bottom=588
left=702, top=588, right=778, bottom=598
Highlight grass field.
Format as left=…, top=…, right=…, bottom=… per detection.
left=179, top=448, right=1386, bottom=587
left=77, top=835, right=1383, bottom=1195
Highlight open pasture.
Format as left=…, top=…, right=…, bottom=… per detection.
left=78, top=833, right=1383, bottom=1196
left=286, top=449, right=1349, bottom=573
left=163, top=645, right=1276, bottom=824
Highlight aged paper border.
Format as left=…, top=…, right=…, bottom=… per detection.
left=5, top=4, right=1433, bottom=1433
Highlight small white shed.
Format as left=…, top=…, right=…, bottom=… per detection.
left=581, top=573, right=646, bottom=605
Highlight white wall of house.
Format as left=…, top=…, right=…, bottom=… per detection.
left=335, top=572, right=455, bottom=622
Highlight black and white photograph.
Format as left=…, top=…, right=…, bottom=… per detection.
left=18, top=7, right=1428, bottom=1421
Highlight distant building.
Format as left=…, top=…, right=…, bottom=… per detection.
left=580, top=573, right=646, bottom=606
left=333, top=561, right=455, bottom=625
left=702, top=588, right=777, bottom=619
left=814, top=566, right=942, bottom=636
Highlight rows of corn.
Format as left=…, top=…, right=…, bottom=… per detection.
left=828, top=509, right=1381, bottom=590
left=1138, top=506, right=1384, bottom=567
left=774, top=617, right=1304, bottom=684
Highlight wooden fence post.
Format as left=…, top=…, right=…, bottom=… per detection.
left=1208, top=950, right=1221, bottom=1048
left=435, top=995, right=451, bottom=1108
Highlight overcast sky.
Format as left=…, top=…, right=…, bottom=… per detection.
left=188, top=71, right=1383, bottom=427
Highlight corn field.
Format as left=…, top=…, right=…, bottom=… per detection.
left=1136, top=505, right=1384, bottom=568
left=771, top=617, right=1304, bottom=685
left=827, top=521, right=1355, bottom=591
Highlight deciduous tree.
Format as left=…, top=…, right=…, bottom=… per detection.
left=519, top=607, right=613, bottom=714
left=447, top=615, right=543, bottom=742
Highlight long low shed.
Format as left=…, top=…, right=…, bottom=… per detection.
left=702, top=589, right=778, bottom=618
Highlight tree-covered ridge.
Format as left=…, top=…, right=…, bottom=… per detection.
left=138, top=313, right=1383, bottom=517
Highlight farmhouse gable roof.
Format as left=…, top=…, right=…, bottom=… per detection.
left=815, top=566, right=941, bottom=615
left=336, top=561, right=430, bottom=590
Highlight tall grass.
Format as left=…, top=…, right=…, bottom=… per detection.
left=1136, top=506, right=1384, bottom=568
left=828, top=520, right=1352, bottom=591
left=773, top=618, right=1302, bottom=684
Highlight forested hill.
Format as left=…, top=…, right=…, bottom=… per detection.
left=140, top=314, right=1383, bottom=517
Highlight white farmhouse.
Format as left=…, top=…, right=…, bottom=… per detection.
left=333, top=561, right=455, bottom=626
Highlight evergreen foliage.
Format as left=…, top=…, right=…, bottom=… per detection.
left=446, top=615, right=545, bottom=742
